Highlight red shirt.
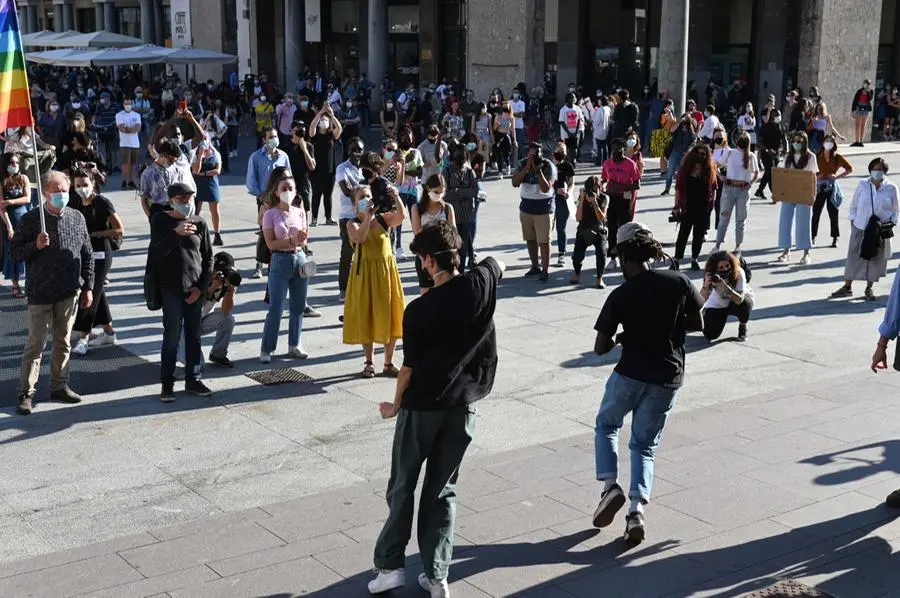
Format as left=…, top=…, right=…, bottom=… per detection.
left=602, top=157, right=640, bottom=194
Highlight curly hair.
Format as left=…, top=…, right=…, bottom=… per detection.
left=704, top=250, right=741, bottom=286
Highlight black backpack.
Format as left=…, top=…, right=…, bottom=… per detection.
left=739, top=256, right=752, bottom=283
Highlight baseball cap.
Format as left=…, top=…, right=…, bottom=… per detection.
left=167, top=182, right=195, bottom=198
left=616, top=221, right=654, bottom=246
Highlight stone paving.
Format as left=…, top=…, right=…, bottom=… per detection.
left=2, top=142, right=900, bottom=596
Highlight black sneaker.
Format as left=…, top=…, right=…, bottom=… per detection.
left=524, top=265, right=541, bottom=277
left=690, top=259, right=700, bottom=271
left=160, top=382, right=175, bottom=403
left=754, top=188, right=766, bottom=200
left=538, top=272, right=549, bottom=283
left=624, top=511, right=645, bottom=543
left=185, top=380, right=213, bottom=397
left=120, top=181, right=128, bottom=190
left=208, top=353, right=234, bottom=368
left=127, top=181, right=137, bottom=190
left=737, top=323, right=748, bottom=342
left=592, top=483, right=626, bottom=528
left=213, top=232, right=224, bottom=246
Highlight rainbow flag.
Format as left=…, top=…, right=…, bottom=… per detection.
left=0, top=0, right=32, bottom=130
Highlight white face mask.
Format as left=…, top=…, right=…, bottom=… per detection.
left=428, top=190, right=444, bottom=202
left=823, top=141, right=835, bottom=151
left=279, top=190, right=294, bottom=205
left=318, top=118, right=330, bottom=129
left=75, top=185, right=92, bottom=199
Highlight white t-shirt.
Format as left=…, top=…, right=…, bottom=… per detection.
left=558, top=106, right=583, bottom=138
left=592, top=105, right=611, bottom=140
left=704, top=268, right=753, bottom=310
left=115, top=110, right=141, bottom=148
left=719, top=148, right=759, bottom=183
left=510, top=99, right=526, bottom=129
left=335, top=160, right=363, bottom=220
left=698, top=114, right=721, bottom=139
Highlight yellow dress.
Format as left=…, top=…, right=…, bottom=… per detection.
left=342, top=222, right=405, bottom=345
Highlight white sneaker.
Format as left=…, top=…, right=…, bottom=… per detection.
left=287, top=346, right=309, bottom=359
left=88, top=331, right=117, bottom=347
left=259, top=352, right=271, bottom=364
left=418, top=573, right=450, bottom=598
left=556, top=254, right=565, bottom=267
left=368, top=569, right=405, bottom=594
left=251, top=266, right=263, bottom=279
left=396, top=246, right=406, bottom=260
left=72, top=338, right=89, bottom=356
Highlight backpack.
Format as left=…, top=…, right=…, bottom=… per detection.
left=739, top=256, right=752, bottom=283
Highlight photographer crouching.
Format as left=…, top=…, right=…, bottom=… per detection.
left=178, top=251, right=241, bottom=369
left=700, top=251, right=754, bottom=342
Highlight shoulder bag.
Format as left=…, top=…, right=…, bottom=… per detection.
left=143, top=260, right=162, bottom=311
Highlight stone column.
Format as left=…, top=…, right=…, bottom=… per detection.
left=798, top=0, right=882, bottom=141
left=658, top=0, right=689, bottom=113
left=752, top=0, right=788, bottom=106
left=139, top=0, right=155, bottom=44
left=367, top=0, right=388, bottom=107
left=26, top=5, right=38, bottom=33
left=466, top=0, right=543, bottom=102
left=555, top=0, right=580, bottom=107
left=153, top=0, right=164, bottom=45
left=104, top=1, right=117, bottom=33
left=53, top=0, right=73, bottom=31
left=284, top=0, right=304, bottom=90
left=687, top=0, right=713, bottom=97
left=93, top=0, right=104, bottom=30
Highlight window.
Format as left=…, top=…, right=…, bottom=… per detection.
left=117, top=7, right=139, bottom=39
left=223, top=0, right=238, bottom=55
left=332, top=0, right=359, bottom=33
left=388, top=5, right=418, bottom=33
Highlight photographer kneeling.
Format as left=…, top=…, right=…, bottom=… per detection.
left=700, top=251, right=754, bottom=342
left=178, top=251, right=240, bottom=368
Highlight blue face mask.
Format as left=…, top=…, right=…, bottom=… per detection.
left=465, top=142, right=477, bottom=151
left=48, top=192, right=67, bottom=210
left=173, top=201, right=195, bottom=217
left=871, top=170, right=885, bottom=181
left=384, top=150, right=395, bottom=160
left=792, top=142, right=803, bottom=152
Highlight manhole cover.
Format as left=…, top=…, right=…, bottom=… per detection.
left=741, top=580, right=835, bottom=597
left=245, top=368, right=314, bottom=386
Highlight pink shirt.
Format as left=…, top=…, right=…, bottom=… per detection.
left=602, top=157, right=640, bottom=186
left=262, top=205, right=307, bottom=240
left=275, top=103, right=297, bottom=135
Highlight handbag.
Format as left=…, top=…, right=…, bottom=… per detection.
left=255, top=230, right=271, bottom=264
left=143, top=262, right=162, bottom=311
left=860, top=184, right=886, bottom=260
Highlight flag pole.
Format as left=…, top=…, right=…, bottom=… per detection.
left=29, top=127, right=45, bottom=234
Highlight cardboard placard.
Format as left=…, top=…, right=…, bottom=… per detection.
left=772, top=167, right=816, bottom=205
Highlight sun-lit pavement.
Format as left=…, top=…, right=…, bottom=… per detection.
left=2, top=142, right=900, bottom=596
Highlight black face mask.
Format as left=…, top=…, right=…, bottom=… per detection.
left=452, top=153, right=466, bottom=165
left=713, top=137, right=724, bottom=145
left=427, top=136, right=437, bottom=142
left=553, top=152, right=565, bottom=162
left=399, top=140, right=411, bottom=150
left=361, top=167, right=375, bottom=180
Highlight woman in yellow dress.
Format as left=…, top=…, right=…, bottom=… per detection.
left=343, top=184, right=407, bottom=378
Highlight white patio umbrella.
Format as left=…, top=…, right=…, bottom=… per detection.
left=25, top=48, right=85, bottom=65
left=20, top=30, right=57, bottom=48
left=38, top=30, right=87, bottom=48
left=26, top=47, right=167, bottom=67
left=115, top=44, right=238, bottom=65
left=58, top=30, right=146, bottom=49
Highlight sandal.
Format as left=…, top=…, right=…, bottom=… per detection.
left=361, top=361, right=375, bottom=379
left=830, top=286, right=853, bottom=298
left=11, top=287, right=25, bottom=298
left=382, top=363, right=400, bottom=378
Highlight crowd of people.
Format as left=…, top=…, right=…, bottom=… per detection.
left=9, top=63, right=900, bottom=598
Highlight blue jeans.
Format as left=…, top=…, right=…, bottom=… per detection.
left=555, top=195, right=570, bottom=255
left=778, top=201, right=813, bottom=250
left=261, top=251, right=310, bottom=354
left=594, top=372, right=678, bottom=502
left=161, top=289, right=203, bottom=385
left=665, top=151, right=683, bottom=192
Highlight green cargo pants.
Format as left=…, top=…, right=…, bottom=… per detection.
left=373, top=403, right=477, bottom=581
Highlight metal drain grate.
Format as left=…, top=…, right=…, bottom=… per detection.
left=245, top=368, right=315, bottom=386
left=741, top=580, right=835, bottom=597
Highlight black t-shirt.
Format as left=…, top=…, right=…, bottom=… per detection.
left=69, top=194, right=115, bottom=253
left=613, top=101, right=640, bottom=137
left=402, top=257, right=502, bottom=410
left=554, top=161, right=575, bottom=197
left=311, top=130, right=334, bottom=175
left=288, top=141, right=313, bottom=191
left=594, top=269, right=704, bottom=388
left=578, top=193, right=607, bottom=232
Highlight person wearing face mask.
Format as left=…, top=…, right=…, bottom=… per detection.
left=592, top=96, right=612, bottom=167
left=254, top=94, right=275, bottom=148
left=776, top=132, right=818, bottom=264
left=91, top=92, right=119, bottom=172
left=509, top=89, right=527, bottom=164
left=569, top=175, right=609, bottom=288
left=343, top=184, right=407, bottom=378
left=710, top=127, right=730, bottom=228
left=411, top=174, right=457, bottom=295
left=471, top=102, right=494, bottom=167
left=611, top=89, right=640, bottom=142
left=288, top=122, right=316, bottom=216
left=662, top=113, right=697, bottom=195
left=851, top=80, right=874, bottom=147
left=141, top=138, right=195, bottom=222
left=713, top=132, right=758, bottom=255
left=696, top=105, right=721, bottom=146
left=275, top=93, right=298, bottom=149
left=558, top=93, right=584, bottom=166
left=11, top=170, right=94, bottom=415
left=37, top=100, right=66, bottom=160
left=736, top=102, right=757, bottom=150
left=65, top=94, right=89, bottom=121
left=309, top=104, right=343, bottom=226
left=3, top=125, right=56, bottom=178
left=442, top=147, right=480, bottom=271
left=68, top=169, right=124, bottom=357
left=418, top=125, right=447, bottom=182
left=601, top=139, right=641, bottom=267
left=115, top=97, right=142, bottom=190
left=552, top=143, right=575, bottom=267
left=513, top=142, right=557, bottom=281
left=335, top=139, right=366, bottom=300
left=755, top=109, right=787, bottom=201
left=340, top=98, right=361, bottom=154
left=191, top=134, right=224, bottom=245
left=148, top=182, right=213, bottom=401
left=259, top=168, right=314, bottom=364
left=492, top=104, right=516, bottom=176
left=380, top=96, right=399, bottom=140
left=1, top=154, right=30, bottom=298
left=394, top=129, right=424, bottom=259
left=700, top=251, right=753, bottom=342
left=812, top=134, right=852, bottom=248
left=132, top=86, right=153, bottom=141
left=60, top=131, right=107, bottom=187
left=673, top=145, right=717, bottom=271
left=831, top=158, right=899, bottom=301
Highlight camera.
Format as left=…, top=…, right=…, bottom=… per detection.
left=712, top=274, right=724, bottom=284
left=213, top=252, right=242, bottom=288
left=370, top=176, right=395, bottom=213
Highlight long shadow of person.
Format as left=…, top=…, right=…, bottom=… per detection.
left=800, top=439, right=900, bottom=488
